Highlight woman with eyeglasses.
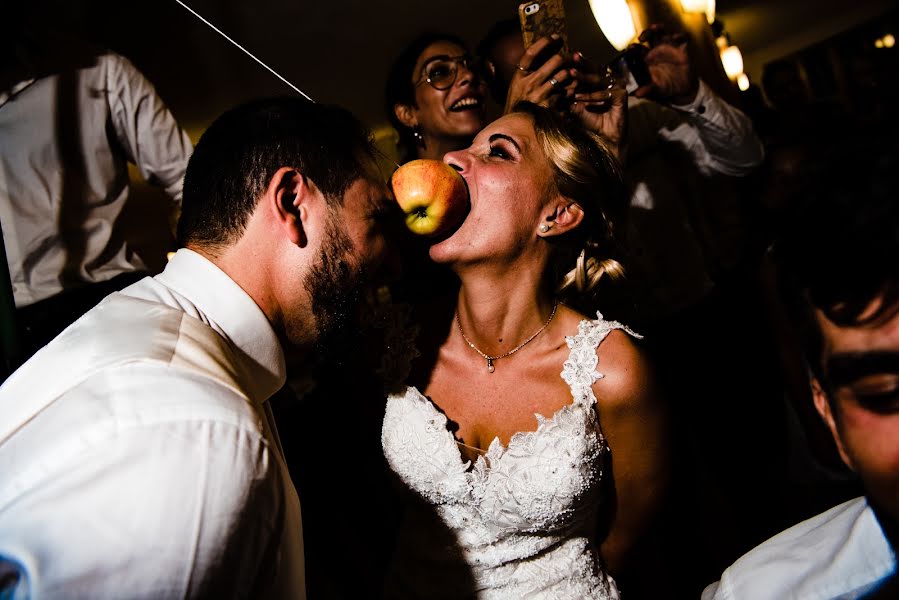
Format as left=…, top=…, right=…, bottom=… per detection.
left=385, top=32, right=608, bottom=163
left=379, top=102, right=668, bottom=598
left=385, top=33, right=493, bottom=162
left=385, top=32, right=625, bottom=165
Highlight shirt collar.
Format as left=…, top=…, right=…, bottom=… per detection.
left=0, top=78, right=35, bottom=108
left=156, top=248, right=286, bottom=402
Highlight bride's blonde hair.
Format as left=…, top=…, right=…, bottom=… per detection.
left=512, top=102, right=628, bottom=307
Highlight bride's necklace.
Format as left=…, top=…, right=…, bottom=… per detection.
left=456, top=302, right=558, bottom=373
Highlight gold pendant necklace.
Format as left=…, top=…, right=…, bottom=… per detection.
left=456, top=302, right=558, bottom=373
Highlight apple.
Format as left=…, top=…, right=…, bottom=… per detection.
left=391, top=159, right=469, bottom=237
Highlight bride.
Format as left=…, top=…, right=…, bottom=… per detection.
left=381, top=102, right=669, bottom=598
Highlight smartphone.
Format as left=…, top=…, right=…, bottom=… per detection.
left=518, top=0, right=570, bottom=60
left=609, top=44, right=651, bottom=94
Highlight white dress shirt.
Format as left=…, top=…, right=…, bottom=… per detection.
left=703, top=497, right=896, bottom=600
left=0, top=249, right=305, bottom=599
left=625, top=81, right=765, bottom=319
left=0, top=50, right=193, bottom=307
left=630, top=80, right=765, bottom=178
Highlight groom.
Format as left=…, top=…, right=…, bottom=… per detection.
left=0, top=98, right=396, bottom=598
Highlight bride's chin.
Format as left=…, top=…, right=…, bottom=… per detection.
left=427, top=239, right=455, bottom=264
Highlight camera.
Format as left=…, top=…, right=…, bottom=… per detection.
left=611, top=44, right=651, bottom=94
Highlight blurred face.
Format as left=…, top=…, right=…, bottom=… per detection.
left=814, top=296, right=899, bottom=527
left=487, top=32, right=525, bottom=103
left=431, top=113, right=557, bottom=266
left=407, top=41, right=488, bottom=144
left=302, top=164, right=397, bottom=345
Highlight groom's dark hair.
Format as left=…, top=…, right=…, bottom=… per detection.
left=178, top=97, right=376, bottom=250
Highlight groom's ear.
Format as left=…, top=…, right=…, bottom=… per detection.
left=266, top=167, right=328, bottom=248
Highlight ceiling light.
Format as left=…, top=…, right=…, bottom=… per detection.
left=589, top=0, right=637, bottom=51
left=720, top=45, right=744, bottom=80
left=680, top=0, right=715, bottom=24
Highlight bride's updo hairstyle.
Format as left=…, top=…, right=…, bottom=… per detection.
left=512, top=102, right=628, bottom=308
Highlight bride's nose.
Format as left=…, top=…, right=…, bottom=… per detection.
left=443, top=150, right=466, bottom=174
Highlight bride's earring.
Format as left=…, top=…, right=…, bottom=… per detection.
left=539, top=223, right=553, bottom=233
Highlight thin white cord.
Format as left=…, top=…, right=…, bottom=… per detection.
left=172, top=0, right=315, bottom=102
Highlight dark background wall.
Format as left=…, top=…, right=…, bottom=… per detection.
left=21, top=0, right=895, bottom=134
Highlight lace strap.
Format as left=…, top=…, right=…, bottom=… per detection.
left=560, top=311, right=642, bottom=407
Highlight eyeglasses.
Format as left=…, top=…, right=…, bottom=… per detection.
left=414, top=54, right=493, bottom=90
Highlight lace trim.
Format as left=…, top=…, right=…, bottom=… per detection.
left=405, top=312, right=639, bottom=481
left=561, top=311, right=642, bottom=410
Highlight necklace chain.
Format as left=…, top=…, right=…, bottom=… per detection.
left=456, top=302, right=559, bottom=373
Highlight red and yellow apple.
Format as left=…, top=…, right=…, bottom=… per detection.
left=391, top=159, right=469, bottom=237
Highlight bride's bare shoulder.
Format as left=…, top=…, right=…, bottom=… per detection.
left=591, top=323, right=653, bottom=411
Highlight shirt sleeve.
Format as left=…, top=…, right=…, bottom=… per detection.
left=104, top=52, right=193, bottom=204
left=0, top=375, right=285, bottom=600
left=658, top=80, right=765, bottom=177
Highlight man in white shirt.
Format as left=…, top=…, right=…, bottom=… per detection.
left=0, top=97, right=396, bottom=599
left=703, top=134, right=899, bottom=599
left=0, top=30, right=193, bottom=360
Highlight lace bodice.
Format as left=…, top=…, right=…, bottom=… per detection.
left=381, top=313, right=638, bottom=599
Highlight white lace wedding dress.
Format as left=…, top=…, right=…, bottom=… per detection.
left=381, top=313, right=637, bottom=599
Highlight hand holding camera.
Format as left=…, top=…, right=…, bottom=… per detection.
left=568, top=54, right=628, bottom=159
left=631, top=24, right=700, bottom=105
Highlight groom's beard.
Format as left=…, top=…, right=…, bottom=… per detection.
left=303, top=215, right=368, bottom=362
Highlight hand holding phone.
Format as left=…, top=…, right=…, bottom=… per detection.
left=567, top=53, right=628, bottom=157
left=518, top=0, right=570, bottom=61
left=504, top=35, right=574, bottom=113
left=506, top=1, right=575, bottom=113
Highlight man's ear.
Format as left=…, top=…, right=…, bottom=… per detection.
left=811, top=377, right=855, bottom=470
left=538, top=200, right=585, bottom=238
left=266, top=166, right=314, bottom=247
left=394, top=103, right=418, bottom=129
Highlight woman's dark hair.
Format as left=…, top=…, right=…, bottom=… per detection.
left=384, top=32, right=467, bottom=161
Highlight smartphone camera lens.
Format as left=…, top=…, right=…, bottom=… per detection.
left=524, top=3, right=540, bottom=15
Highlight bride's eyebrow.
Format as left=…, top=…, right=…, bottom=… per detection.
left=488, top=133, right=521, bottom=152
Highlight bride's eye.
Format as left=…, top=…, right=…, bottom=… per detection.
left=488, top=144, right=511, bottom=160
